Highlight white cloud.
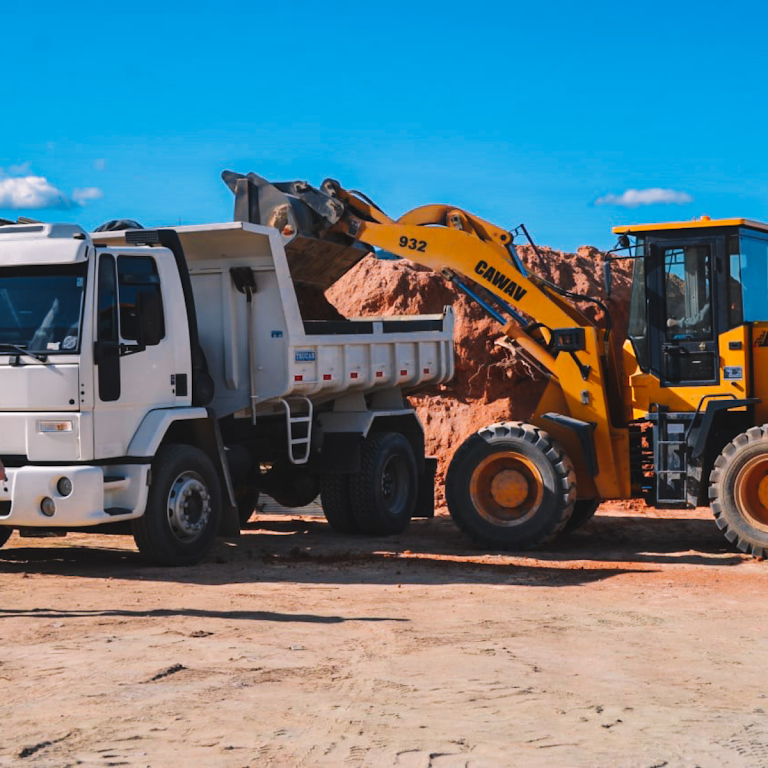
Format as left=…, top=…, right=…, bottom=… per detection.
left=0, top=167, right=103, bottom=209
left=72, top=187, right=104, bottom=205
left=0, top=175, right=71, bottom=209
left=595, top=188, right=694, bottom=208
left=94, top=158, right=106, bottom=171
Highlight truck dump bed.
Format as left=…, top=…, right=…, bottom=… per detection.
left=95, top=222, right=454, bottom=419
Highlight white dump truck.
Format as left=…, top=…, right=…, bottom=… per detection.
left=0, top=219, right=453, bottom=565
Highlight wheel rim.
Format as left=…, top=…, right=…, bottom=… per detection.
left=734, top=455, right=768, bottom=531
left=380, top=454, right=408, bottom=514
left=469, top=451, right=544, bottom=527
left=167, top=470, right=211, bottom=543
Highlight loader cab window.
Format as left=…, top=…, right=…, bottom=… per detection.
left=728, top=235, right=744, bottom=327
left=734, top=235, right=768, bottom=322
left=627, top=238, right=649, bottom=370
left=663, top=245, right=712, bottom=341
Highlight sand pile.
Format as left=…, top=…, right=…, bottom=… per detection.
left=320, top=245, right=632, bottom=507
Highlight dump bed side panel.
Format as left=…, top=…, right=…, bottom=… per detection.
left=93, top=223, right=454, bottom=420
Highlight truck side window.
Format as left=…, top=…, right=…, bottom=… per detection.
left=117, top=256, right=165, bottom=344
left=97, top=255, right=118, bottom=343
left=97, top=254, right=120, bottom=402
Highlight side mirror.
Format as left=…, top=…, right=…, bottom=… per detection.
left=137, top=289, right=164, bottom=346
left=603, top=258, right=613, bottom=298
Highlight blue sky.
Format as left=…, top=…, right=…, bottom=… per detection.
left=2, top=0, right=767, bottom=250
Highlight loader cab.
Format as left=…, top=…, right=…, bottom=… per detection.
left=616, top=218, right=768, bottom=395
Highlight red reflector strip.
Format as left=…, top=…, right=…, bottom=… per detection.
left=294, top=375, right=303, bottom=381
left=350, top=372, right=359, bottom=379
left=400, top=369, right=407, bottom=376
left=375, top=371, right=383, bottom=378
left=423, top=368, right=430, bottom=374
left=323, top=374, right=332, bottom=380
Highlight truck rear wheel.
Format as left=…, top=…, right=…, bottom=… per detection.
left=709, top=426, right=768, bottom=557
left=349, top=432, right=417, bottom=536
left=563, top=499, right=600, bottom=533
left=320, top=474, right=361, bottom=534
left=446, top=422, right=576, bottom=550
left=132, top=444, right=222, bottom=566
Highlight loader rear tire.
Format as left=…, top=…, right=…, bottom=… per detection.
left=320, top=475, right=360, bottom=534
left=563, top=499, right=600, bottom=534
left=709, top=426, right=768, bottom=557
left=349, top=432, right=417, bottom=536
left=446, top=421, right=576, bottom=550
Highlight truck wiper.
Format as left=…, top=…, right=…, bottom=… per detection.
left=0, top=343, right=49, bottom=363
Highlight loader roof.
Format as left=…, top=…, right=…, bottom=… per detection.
left=613, top=217, right=768, bottom=236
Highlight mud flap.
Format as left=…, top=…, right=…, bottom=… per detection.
left=413, top=457, right=437, bottom=519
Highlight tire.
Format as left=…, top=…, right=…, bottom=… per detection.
left=563, top=499, right=600, bottom=534
left=446, top=421, right=576, bottom=550
left=0, top=528, right=11, bottom=548
left=349, top=432, right=418, bottom=536
left=709, top=426, right=768, bottom=557
left=320, top=474, right=361, bottom=534
left=236, top=487, right=260, bottom=527
left=132, top=444, right=222, bottom=566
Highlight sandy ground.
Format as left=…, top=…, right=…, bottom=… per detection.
left=1, top=505, right=768, bottom=767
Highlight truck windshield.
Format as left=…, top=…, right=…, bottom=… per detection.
left=0, top=264, right=87, bottom=353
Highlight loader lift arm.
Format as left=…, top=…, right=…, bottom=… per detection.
left=223, top=171, right=633, bottom=505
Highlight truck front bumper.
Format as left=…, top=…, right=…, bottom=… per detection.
left=0, top=465, right=144, bottom=527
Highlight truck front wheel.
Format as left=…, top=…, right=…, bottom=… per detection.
left=132, top=444, right=222, bottom=566
left=446, top=422, right=576, bottom=550
left=349, top=432, right=417, bottom=536
left=0, top=528, right=11, bottom=548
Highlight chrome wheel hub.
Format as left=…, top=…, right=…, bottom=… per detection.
left=167, top=471, right=210, bottom=543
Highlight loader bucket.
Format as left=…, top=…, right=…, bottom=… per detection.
left=222, top=171, right=371, bottom=289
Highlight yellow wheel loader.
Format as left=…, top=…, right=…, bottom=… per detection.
left=223, top=170, right=768, bottom=556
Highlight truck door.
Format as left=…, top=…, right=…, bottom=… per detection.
left=652, top=240, right=718, bottom=386
left=93, top=253, right=177, bottom=458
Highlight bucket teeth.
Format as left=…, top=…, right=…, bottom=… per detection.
left=222, top=170, right=370, bottom=290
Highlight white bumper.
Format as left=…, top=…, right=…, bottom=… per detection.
left=0, top=464, right=148, bottom=527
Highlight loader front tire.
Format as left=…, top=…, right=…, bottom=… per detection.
left=446, top=422, right=576, bottom=550
left=709, top=426, right=768, bottom=558
left=563, top=499, right=600, bottom=534
left=132, top=444, right=222, bottom=566
left=349, top=432, right=417, bottom=536
left=320, top=474, right=360, bottom=534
